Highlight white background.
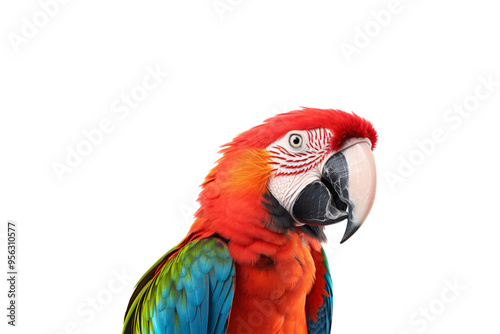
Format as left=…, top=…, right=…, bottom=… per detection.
left=1, top=0, right=500, bottom=333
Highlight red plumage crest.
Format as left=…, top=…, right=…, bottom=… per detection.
left=228, top=107, right=377, bottom=152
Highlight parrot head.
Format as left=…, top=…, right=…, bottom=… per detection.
left=195, top=107, right=377, bottom=253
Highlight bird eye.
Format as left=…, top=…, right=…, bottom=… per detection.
left=289, top=134, right=303, bottom=148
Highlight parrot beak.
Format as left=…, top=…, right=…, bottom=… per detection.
left=292, top=140, right=377, bottom=243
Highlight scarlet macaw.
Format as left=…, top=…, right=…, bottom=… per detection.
left=123, top=108, right=377, bottom=334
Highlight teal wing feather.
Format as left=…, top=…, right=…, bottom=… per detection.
left=123, top=237, right=236, bottom=334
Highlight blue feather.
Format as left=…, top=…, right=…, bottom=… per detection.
left=307, top=247, right=333, bottom=334
left=125, top=238, right=235, bottom=334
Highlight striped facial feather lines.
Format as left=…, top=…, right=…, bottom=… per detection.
left=268, top=129, right=333, bottom=177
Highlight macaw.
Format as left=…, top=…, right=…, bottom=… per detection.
left=123, top=108, right=377, bottom=334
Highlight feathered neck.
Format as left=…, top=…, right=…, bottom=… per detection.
left=188, top=145, right=320, bottom=264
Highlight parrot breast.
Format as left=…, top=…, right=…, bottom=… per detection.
left=227, top=233, right=318, bottom=333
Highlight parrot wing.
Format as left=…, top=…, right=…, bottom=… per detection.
left=306, top=247, right=333, bottom=334
left=123, top=237, right=236, bottom=334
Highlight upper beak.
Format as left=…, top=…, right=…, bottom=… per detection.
left=291, top=140, right=377, bottom=243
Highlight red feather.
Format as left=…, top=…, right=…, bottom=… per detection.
left=230, top=107, right=377, bottom=151
left=182, top=108, right=376, bottom=332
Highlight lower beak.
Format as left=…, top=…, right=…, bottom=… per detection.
left=291, top=141, right=377, bottom=243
